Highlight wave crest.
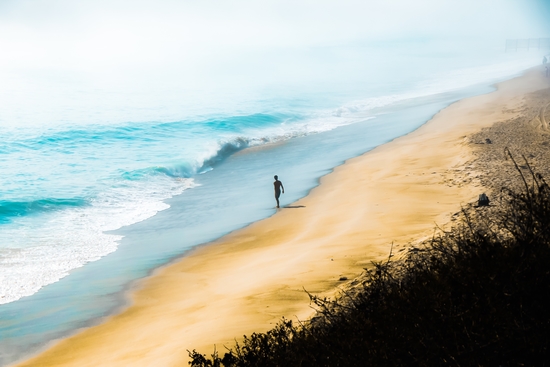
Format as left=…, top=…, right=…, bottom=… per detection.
left=0, top=198, right=88, bottom=223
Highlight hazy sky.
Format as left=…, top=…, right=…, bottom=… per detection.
left=0, top=0, right=548, bottom=127
left=0, top=0, right=548, bottom=75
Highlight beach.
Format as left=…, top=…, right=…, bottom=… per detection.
left=12, top=66, right=549, bottom=366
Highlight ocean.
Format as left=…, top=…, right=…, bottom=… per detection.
left=0, top=42, right=544, bottom=364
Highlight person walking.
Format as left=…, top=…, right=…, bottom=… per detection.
left=273, top=175, right=284, bottom=208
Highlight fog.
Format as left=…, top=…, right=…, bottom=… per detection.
left=1, top=1, right=548, bottom=73
left=0, top=0, right=549, bottom=125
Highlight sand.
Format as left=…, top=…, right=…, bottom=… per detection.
left=469, top=85, right=550, bottom=193
left=13, top=66, right=550, bottom=367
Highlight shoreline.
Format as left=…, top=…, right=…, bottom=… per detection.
left=13, top=66, right=549, bottom=367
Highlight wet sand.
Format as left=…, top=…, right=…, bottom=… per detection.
left=13, top=66, right=550, bottom=367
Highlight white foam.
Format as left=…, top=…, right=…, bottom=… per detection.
left=0, top=176, right=196, bottom=305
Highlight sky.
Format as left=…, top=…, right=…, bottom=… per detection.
left=0, top=0, right=548, bottom=75
left=0, top=0, right=548, bottom=126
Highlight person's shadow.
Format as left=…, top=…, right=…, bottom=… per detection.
left=284, top=205, right=306, bottom=209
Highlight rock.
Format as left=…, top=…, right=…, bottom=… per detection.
left=478, top=193, right=490, bottom=206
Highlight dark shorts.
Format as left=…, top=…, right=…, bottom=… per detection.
left=275, top=190, right=281, bottom=199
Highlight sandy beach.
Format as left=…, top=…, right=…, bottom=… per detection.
left=13, top=66, right=549, bottom=367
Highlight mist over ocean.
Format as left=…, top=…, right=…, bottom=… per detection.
left=1, top=0, right=549, bottom=365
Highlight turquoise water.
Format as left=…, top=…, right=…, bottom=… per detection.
left=0, top=42, right=544, bottom=364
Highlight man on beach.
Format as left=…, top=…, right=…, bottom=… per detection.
left=274, top=175, right=284, bottom=208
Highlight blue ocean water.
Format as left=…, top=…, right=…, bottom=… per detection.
left=0, top=42, right=545, bottom=364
